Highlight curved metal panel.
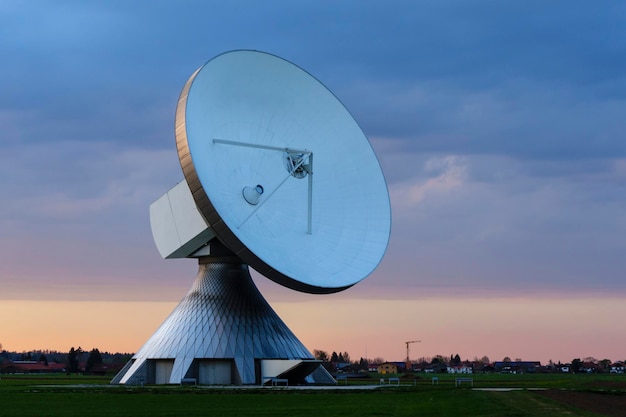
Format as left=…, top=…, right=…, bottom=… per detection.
left=176, top=50, right=391, bottom=293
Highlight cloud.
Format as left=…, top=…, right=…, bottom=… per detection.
left=360, top=149, right=626, bottom=296
left=390, top=155, right=467, bottom=207
left=0, top=141, right=179, bottom=226
left=344, top=76, right=626, bottom=161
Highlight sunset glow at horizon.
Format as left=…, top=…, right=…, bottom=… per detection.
left=2, top=294, right=624, bottom=365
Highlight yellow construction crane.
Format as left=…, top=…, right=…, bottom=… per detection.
left=405, top=340, right=421, bottom=371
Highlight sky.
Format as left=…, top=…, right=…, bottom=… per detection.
left=1, top=0, right=625, bottom=364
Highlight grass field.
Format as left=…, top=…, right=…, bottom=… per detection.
left=0, top=373, right=624, bottom=417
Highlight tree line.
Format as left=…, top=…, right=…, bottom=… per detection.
left=0, top=346, right=133, bottom=373
left=313, top=348, right=624, bottom=372
left=3, top=344, right=623, bottom=374
left=66, top=347, right=104, bottom=373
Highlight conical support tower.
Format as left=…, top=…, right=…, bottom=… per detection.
left=112, top=256, right=334, bottom=385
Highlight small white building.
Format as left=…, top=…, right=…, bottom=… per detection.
left=447, top=365, right=473, bottom=374
left=610, top=363, right=624, bottom=374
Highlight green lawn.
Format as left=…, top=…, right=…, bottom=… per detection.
left=0, top=373, right=623, bottom=417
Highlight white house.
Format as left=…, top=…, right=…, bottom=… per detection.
left=610, top=362, right=624, bottom=374
left=447, top=365, right=473, bottom=374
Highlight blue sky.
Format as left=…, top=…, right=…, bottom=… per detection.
left=2, top=1, right=625, bottom=305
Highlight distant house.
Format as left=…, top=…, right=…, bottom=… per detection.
left=447, top=363, right=473, bottom=374
left=477, top=363, right=495, bottom=373
left=494, top=361, right=541, bottom=373
left=610, top=362, right=624, bottom=374
left=335, top=362, right=352, bottom=372
left=581, top=362, right=601, bottom=373
left=377, top=363, right=398, bottom=374
left=0, top=361, right=65, bottom=374
left=413, top=361, right=430, bottom=373
left=425, top=362, right=448, bottom=374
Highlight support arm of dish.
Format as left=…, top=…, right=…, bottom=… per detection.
left=213, top=138, right=311, bottom=156
left=213, top=138, right=313, bottom=234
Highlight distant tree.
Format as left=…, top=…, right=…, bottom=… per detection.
left=471, top=356, right=490, bottom=370
left=571, top=358, right=582, bottom=373
left=39, top=353, right=48, bottom=366
left=66, top=347, right=82, bottom=373
left=358, top=357, right=368, bottom=370
left=451, top=354, right=461, bottom=365
left=502, top=357, right=512, bottom=363
left=431, top=355, right=447, bottom=365
left=85, top=348, right=103, bottom=373
left=599, top=359, right=612, bottom=372
left=342, top=352, right=351, bottom=363
left=330, top=351, right=339, bottom=363
left=313, top=349, right=329, bottom=362
left=515, top=358, right=522, bottom=362
left=371, top=357, right=385, bottom=365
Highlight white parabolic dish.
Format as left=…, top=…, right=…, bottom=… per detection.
left=176, top=50, right=391, bottom=294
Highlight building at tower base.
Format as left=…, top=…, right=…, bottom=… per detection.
left=111, top=256, right=334, bottom=386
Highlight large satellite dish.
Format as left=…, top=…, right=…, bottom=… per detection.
left=113, top=50, right=391, bottom=386
left=176, top=50, right=391, bottom=293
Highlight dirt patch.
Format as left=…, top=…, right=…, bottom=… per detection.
left=536, top=389, right=626, bottom=417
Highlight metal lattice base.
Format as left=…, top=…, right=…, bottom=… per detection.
left=111, top=257, right=334, bottom=385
